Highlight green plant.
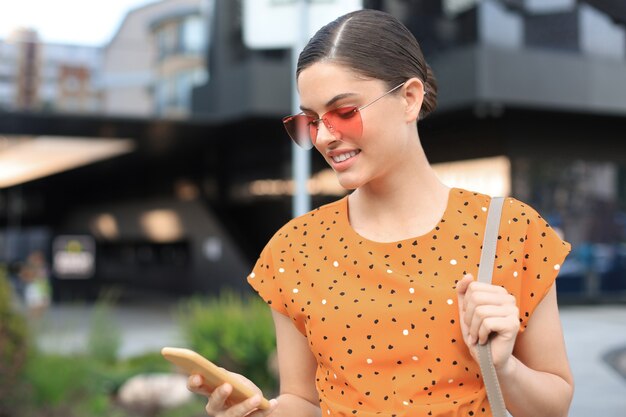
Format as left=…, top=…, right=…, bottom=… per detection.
left=177, top=290, right=277, bottom=393
left=0, top=265, right=31, bottom=417
left=87, top=293, right=122, bottom=365
left=24, top=353, right=92, bottom=407
left=156, top=396, right=206, bottom=417
left=23, top=350, right=173, bottom=417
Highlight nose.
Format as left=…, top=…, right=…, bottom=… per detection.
left=314, top=118, right=339, bottom=148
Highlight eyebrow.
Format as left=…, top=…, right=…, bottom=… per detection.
left=300, top=92, right=359, bottom=113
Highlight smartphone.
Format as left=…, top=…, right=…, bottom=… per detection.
left=161, top=347, right=271, bottom=410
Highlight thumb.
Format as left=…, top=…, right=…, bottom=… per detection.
left=456, top=274, right=475, bottom=345
left=456, top=273, right=474, bottom=297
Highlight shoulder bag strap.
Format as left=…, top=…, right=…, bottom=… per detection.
left=476, top=196, right=508, bottom=417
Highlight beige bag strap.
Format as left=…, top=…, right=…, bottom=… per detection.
left=476, top=196, right=508, bottom=417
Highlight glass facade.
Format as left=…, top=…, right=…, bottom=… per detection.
left=155, top=68, right=207, bottom=116
left=402, top=0, right=626, bottom=61
left=152, top=12, right=207, bottom=117
left=155, top=14, right=206, bottom=60
left=513, top=157, right=626, bottom=298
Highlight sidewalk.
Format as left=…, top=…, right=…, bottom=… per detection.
left=36, top=299, right=185, bottom=359
left=559, top=305, right=626, bottom=417
left=36, top=302, right=626, bottom=416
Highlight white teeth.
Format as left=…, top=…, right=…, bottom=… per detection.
left=332, top=150, right=359, bottom=163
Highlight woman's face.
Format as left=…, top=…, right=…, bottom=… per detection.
left=297, top=62, right=415, bottom=190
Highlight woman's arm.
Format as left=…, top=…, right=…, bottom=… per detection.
left=269, top=310, right=321, bottom=417
left=187, top=308, right=320, bottom=417
left=498, top=283, right=574, bottom=417
left=457, top=276, right=574, bottom=417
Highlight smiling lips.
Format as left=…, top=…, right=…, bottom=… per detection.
left=331, top=150, right=361, bottom=164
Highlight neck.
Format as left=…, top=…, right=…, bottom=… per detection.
left=348, top=140, right=451, bottom=242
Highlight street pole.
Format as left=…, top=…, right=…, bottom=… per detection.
left=291, top=0, right=311, bottom=218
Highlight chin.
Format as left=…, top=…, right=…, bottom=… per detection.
left=335, top=172, right=364, bottom=191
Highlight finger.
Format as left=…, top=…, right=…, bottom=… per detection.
left=205, top=383, right=232, bottom=415
left=247, top=398, right=279, bottom=417
left=187, top=374, right=211, bottom=396
left=463, top=279, right=508, bottom=300
left=477, top=314, right=519, bottom=345
left=456, top=275, right=474, bottom=341
left=213, top=393, right=263, bottom=417
left=462, top=291, right=500, bottom=333
left=467, top=304, right=512, bottom=344
left=456, top=274, right=474, bottom=296
left=461, top=279, right=497, bottom=313
left=464, top=305, right=501, bottom=345
left=463, top=285, right=515, bottom=320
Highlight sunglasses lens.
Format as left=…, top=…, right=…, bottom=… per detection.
left=283, top=115, right=314, bottom=150
left=283, top=107, right=363, bottom=149
left=325, top=107, right=362, bottom=139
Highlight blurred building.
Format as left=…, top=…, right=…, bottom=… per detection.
left=100, top=0, right=209, bottom=118
left=2, top=0, right=626, bottom=301
left=0, top=28, right=102, bottom=113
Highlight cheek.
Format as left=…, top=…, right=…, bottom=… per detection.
left=362, top=106, right=402, bottom=140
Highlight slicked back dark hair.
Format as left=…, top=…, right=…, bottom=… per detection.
left=297, top=9, right=438, bottom=119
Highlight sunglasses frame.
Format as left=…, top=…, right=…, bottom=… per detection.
left=283, top=81, right=406, bottom=150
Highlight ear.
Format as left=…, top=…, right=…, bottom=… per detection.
left=402, top=77, right=425, bottom=123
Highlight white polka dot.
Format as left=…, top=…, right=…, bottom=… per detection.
left=447, top=299, right=454, bottom=305
left=322, top=299, right=327, bottom=305
left=278, top=267, right=285, bottom=273
left=327, top=410, right=331, bottom=415
left=249, top=272, right=255, bottom=279
left=333, top=373, right=337, bottom=379
left=387, top=269, right=393, bottom=274
left=508, top=220, right=511, bottom=225
left=412, top=356, right=419, bottom=361
left=403, top=401, right=409, bottom=406
left=450, top=259, right=457, bottom=265
left=448, top=379, right=454, bottom=384
left=409, top=287, right=415, bottom=294
left=482, top=206, right=487, bottom=212
left=554, top=264, right=561, bottom=270
left=513, top=271, right=519, bottom=277
left=403, top=329, right=409, bottom=336
left=366, top=358, right=373, bottom=364
left=333, top=261, right=339, bottom=267
left=292, top=288, right=299, bottom=294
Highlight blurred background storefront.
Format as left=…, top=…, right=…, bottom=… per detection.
left=1, top=0, right=625, bottom=302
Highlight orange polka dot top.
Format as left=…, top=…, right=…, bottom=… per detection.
left=247, top=188, right=571, bottom=417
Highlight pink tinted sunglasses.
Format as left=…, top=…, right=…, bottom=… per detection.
left=282, top=82, right=405, bottom=149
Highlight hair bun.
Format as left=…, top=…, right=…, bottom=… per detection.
left=420, top=63, right=438, bottom=120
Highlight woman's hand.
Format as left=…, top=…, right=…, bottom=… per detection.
left=187, top=371, right=278, bottom=417
left=456, top=274, right=520, bottom=375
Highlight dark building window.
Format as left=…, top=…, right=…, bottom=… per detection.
left=524, top=10, right=580, bottom=52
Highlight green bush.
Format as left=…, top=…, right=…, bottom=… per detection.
left=177, top=290, right=277, bottom=394
left=87, top=293, right=122, bottom=365
left=23, top=350, right=182, bottom=417
left=0, top=265, right=31, bottom=417
left=10, top=285, right=204, bottom=417
left=24, top=353, right=92, bottom=407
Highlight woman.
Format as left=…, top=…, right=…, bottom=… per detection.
left=188, top=9, right=574, bottom=417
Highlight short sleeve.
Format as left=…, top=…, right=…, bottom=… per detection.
left=247, top=241, right=289, bottom=317
left=519, top=207, right=570, bottom=329
left=498, top=199, right=571, bottom=331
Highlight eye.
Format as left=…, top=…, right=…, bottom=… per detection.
left=334, top=107, right=358, bottom=119
left=306, top=116, right=320, bottom=128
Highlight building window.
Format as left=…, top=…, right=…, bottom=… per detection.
left=579, top=4, right=626, bottom=60
left=155, top=15, right=205, bottom=59
left=157, top=24, right=178, bottom=59
left=479, top=0, right=524, bottom=48
left=155, top=68, right=207, bottom=116
left=182, top=15, right=205, bottom=54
